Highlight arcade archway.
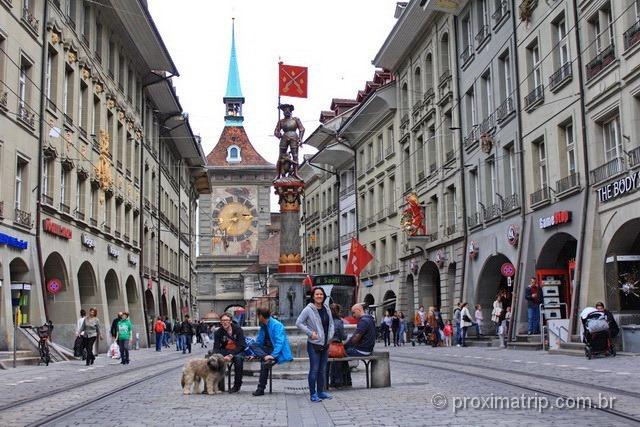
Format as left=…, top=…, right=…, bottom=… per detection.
left=363, top=293, right=375, bottom=308
left=405, top=275, right=415, bottom=312
left=604, top=218, right=640, bottom=311
left=536, top=232, right=577, bottom=317
left=105, top=270, right=125, bottom=323
left=145, top=289, right=155, bottom=322
left=44, top=252, right=74, bottom=325
left=125, top=275, right=143, bottom=323
left=171, top=296, right=178, bottom=320
left=383, top=290, right=397, bottom=314
left=77, top=261, right=102, bottom=316
left=476, top=253, right=513, bottom=315
left=417, top=261, right=441, bottom=310
left=9, top=258, right=30, bottom=325
left=160, top=294, right=168, bottom=317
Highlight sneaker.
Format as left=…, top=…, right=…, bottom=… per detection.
left=310, top=394, right=322, bottom=402
left=318, top=392, right=332, bottom=400
left=229, top=386, right=241, bottom=394
left=252, top=389, right=265, bottom=396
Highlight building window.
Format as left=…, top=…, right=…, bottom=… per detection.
left=425, top=54, right=433, bottom=91
left=440, top=33, right=450, bottom=76
left=377, top=134, right=383, bottom=163
left=108, top=41, right=116, bottom=76
left=387, top=126, right=394, bottom=155
left=590, top=3, right=613, bottom=54
left=46, top=48, right=58, bottom=105
left=80, top=82, right=89, bottom=130
left=429, top=196, right=438, bottom=233
left=63, top=65, right=73, bottom=117
left=534, top=139, right=548, bottom=190
left=603, top=116, right=622, bottom=162
left=416, top=135, right=425, bottom=178
left=15, top=157, right=27, bottom=210
left=76, top=178, right=85, bottom=214
left=95, top=22, right=103, bottom=61
left=469, top=168, right=479, bottom=213
left=403, top=145, right=411, bottom=190
left=19, top=57, right=32, bottom=110
left=90, top=186, right=98, bottom=221
left=465, top=88, right=477, bottom=133
left=499, top=51, right=512, bottom=103
left=60, top=168, right=70, bottom=207
left=413, top=67, right=422, bottom=99
left=565, top=123, right=576, bottom=175
left=481, top=70, right=492, bottom=118
left=401, top=82, right=409, bottom=115
left=226, top=145, right=241, bottom=162
left=43, top=158, right=54, bottom=199
left=503, top=143, right=517, bottom=196
left=556, top=16, right=569, bottom=67
left=486, top=157, right=497, bottom=204
left=529, top=41, right=542, bottom=90
left=82, top=4, right=90, bottom=43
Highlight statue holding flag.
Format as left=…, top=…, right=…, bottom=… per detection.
left=274, top=104, right=305, bottom=180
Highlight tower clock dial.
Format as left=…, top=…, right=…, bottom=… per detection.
left=212, top=195, right=258, bottom=242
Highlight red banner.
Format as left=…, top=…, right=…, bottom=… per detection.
left=279, top=63, right=308, bottom=98
left=345, top=238, right=374, bottom=277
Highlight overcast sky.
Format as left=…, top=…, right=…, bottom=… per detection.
left=147, top=0, right=399, bottom=210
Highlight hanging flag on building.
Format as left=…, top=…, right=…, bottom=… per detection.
left=279, top=63, right=308, bottom=98
left=345, top=238, right=374, bottom=277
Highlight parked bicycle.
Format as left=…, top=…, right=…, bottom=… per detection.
left=26, top=321, right=53, bottom=366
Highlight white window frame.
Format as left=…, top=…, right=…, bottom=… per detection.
left=565, top=124, right=576, bottom=175
left=538, top=141, right=548, bottom=189
left=558, top=18, right=569, bottom=66
left=532, top=45, right=542, bottom=88
left=603, top=116, right=622, bottom=162
left=15, top=159, right=24, bottom=210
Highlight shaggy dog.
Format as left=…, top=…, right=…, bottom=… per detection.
left=181, top=353, right=226, bottom=395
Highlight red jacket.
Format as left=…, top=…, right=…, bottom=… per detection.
left=154, top=320, right=165, bottom=333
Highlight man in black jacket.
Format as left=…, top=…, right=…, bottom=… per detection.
left=174, top=319, right=183, bottom=352
left=181, top=315, right=194, bottom=354
left=214, top=313, right=246, bottom=393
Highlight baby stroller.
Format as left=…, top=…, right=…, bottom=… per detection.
left=411, top=324, right=435, bottom=346
left=581, top=307, right=616, bottom=359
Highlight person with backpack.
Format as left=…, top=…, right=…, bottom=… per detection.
left=154, top=316, right=165, bottom=351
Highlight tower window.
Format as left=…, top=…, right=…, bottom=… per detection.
left=226, top=145, right=242, bottom=163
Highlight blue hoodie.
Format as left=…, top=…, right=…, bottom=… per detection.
left=255, top=317, right=293, bottom=364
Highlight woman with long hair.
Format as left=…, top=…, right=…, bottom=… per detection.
left=460, top=302, right=473, bottom=347
left=79, top=307, right=101, bottom=366
left=328, top=303, right=352, bottom=388
left=296, top=287, right=334, bottom=402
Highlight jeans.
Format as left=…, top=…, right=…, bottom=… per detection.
left=382, top=327, right=390, bottom=346
left=155, top=332, right=163, bottom=351
left=455, top=324, right=461, bottom=345
left=398, top=324, right=406, bottom=344
left=461, top=326, right=469, bottom=346
left=176, top=334, right=184, bottom=351
left=392, top=328, right=400, bottom=346
left=474, top=322, right=481, bottom=337
left=183, top=335, right=192, bottom=353
left=528, top=306, right=540, bottom=334
left=162, top=331, right=170, bottom=347
left=220, top=351, right=244, bottom=388
left=83, top=336, right=97, bottom=364
left=345, top=346, right=370, bottom=357
left=306, top=342, right=328, bottom=397
left=118, top=339, right=130, bottom=363
left=249, top=343, right=274, bottom=391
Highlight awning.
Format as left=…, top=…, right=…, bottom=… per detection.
left=309, top=142, right=354, bottom=169
left=340, top=83, right=396, bottom=142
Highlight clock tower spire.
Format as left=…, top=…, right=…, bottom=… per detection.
left=224, top=18, right=244, bottom=126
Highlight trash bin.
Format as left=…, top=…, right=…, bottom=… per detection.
left=621, top=325, right=640, bottom=353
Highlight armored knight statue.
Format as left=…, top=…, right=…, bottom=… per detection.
left=274, top=104, right=305, bottom=179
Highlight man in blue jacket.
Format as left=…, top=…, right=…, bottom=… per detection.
left=345, top=304, right=376, bottom=356
left=250, top=307, right=293, bottom=396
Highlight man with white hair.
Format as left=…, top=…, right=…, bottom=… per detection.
left=344, top=304, right=376, bottom=357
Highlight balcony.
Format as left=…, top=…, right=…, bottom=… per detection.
left=59, top=202, right=70, bottom=214
left=387, top=262, right=399, bottom=272
left=586, top=44, right=616, bottom=81
left=483, top=202, right=502, bottom=222
left=492, top=0, right=509, bottom=27
left=530, top=186, right=551, bottom=207
left=417, top=171, right=425, bottom=182
left=475, top=24, right=490, bottom=47
left=404, top=180, right=411, bottom=192
left=549, top=62, right=572, bottom=92
left=116, top=160, right=123, bottom=171
left=502, top=193, right=520, bottom=213
left=445, top=224, right=457, bottom=236
left=15, top=208, right=32, bottom=228
left=429, top=162, right=437, bottom=175
left=0, top=83, right=7, bottom=110
left=479, top=113, right=496, bottom=135
left=22, top=6, right=39, bottom=33
left=423, top=87, right=435, bottom=103
left=468, top=211, right=481, bottom=229
left=624, top=20, right=640, bottom=51
left=385, top=145, right=394, bottom=158
left=357, top=168, right=365, bottom=179
left=438, top=70, right=451, bottom=87
left=144, top=266, right=150, bottom=276
left=460, top=44, right=473, bottom=65
left=629, top=146, right=640, bottom=169
left=124, top=234, right=130, bottom=243
left=376, top=210, right=386, bottom=222
left=496, top=97, right=514, bottom=123
left=340, top=231, right=357, bottom=245
left=464, top=127, right=479, bottom=150
left=90, top=217, right=98, bottom=227
left=426, top=231, right=438, bottom=242
left=556, top=172, right=580, bottom=195
left=114, top=230, right=121, bottom=239
left=524, top=85, right=544, bottom=111
left=103, top=224, right=111, bottom=234
left=17, top=104, right=36, bottom=128
left=445, top=149, right=455, bottom=163
left=590, top=156, right=626, bottom=184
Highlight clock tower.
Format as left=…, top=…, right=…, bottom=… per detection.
left=196, top=20, right=275, bottom=315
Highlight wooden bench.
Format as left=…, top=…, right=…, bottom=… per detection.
left=224, top=351, right=390, bottom=393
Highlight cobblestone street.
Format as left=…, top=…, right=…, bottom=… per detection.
left=1, top=344, right=639, bottom=426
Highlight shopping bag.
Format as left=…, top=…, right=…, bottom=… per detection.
left=109, top=342, right=120, bottom=359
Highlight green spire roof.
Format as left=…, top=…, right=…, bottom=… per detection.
left=225, top=19, right=243, bottom=99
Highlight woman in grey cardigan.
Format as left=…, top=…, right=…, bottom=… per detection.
left=296, top=287, right=334, bottom=402
left=79, top=307, right=102, bottom=366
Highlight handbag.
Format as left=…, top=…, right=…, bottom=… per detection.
left=463, top=314, right=472, bottom=322
left=328, top=341, right=347, bottom=358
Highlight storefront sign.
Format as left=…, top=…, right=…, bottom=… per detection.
left=363, top=279, right=374, bottom=287
left=0, top=232, right=28, bottom=250
left=597, top=171, right=640, bottom=203
left=468, top=240, right=478, bottom=259
left=384, top=274, right=396, bottom=283
left=147, top=278, right=153, bottom=290
left=46, top=278, right=63, bottom=294
left=501, top=263, right=516, bottom=277
left=539, top=211, right=572, bottom=229
left=182, top=306, right=189, bottom=315
left=43, top=218, right=72, bottom=239
left=128, top=253, right=138, bottom=266
left=107, top=245, right=120, bottom=258
left=81, top=233, right=95, bottom=249
left=507, top=224, right=519, bottom=247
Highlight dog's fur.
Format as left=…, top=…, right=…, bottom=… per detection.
left=181, top=353, right=226, bottom=395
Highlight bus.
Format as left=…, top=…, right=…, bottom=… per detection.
left=304, top=274, right=359, bottom=324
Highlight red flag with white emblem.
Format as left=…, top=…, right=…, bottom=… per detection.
left=345, top=238, right=374, bottom=277
left=279, top=63, right=308, bottom=98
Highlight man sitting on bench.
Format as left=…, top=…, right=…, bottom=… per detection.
left=214, top=312, right=246, bottom=394
left=250, top=307, right=293, bottom=396
left=344, top=304, right=376, bottom=357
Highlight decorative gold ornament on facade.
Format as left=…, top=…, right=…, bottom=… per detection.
left=480, top=133, right=493, bottom=154
left=96, top=130, right=113, bottom=191
left=67, top=51, right=77, bottom=64
left=51, top=32, right=60, bottom=45
left=93, top=78, right=104, bottom=94
left=279, top=253, right=301, bottom=264
left=81, top=67, right=90, bottom=80
left=106, top=96, right=115, bottom=109
left=135, top=129, right=142, bottom=141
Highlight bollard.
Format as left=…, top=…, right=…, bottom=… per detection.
left=135, top=333, right=140, bottom=350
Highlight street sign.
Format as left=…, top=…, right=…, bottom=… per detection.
left=500, top=263, right=515, bottom=277
left=181, top=306, right=189, bottom=315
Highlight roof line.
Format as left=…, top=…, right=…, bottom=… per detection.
left=138, top=0, right=179, bottom=77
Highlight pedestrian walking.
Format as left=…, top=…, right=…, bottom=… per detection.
left=391, top=311, right=400, bottom=347
left=79, top=307, right=101, bottom=366
left=398, top=312, right=407, bottom=345
left=491, top=295, right=503, bottom=335
left=214, top=312, right=246, bottom=393
left=153, top=316, right=165, bottom=351
left=443, top=320, right=453, bottom=347
left=116, top=312, right=132, bottom=365
left=198, top=320, right=208, bottom=348
left=453, top=302, right=461, bottom=346
left=174, top=319, right=183, bottom=351
left=163, top=316, right=172, bottom=348
left=181, top=315, right=194, bottom=354
left=381, top=311, right=391, bottom=347
left=328, top=303, right=352, bottom=388
left=474, top=304, right=483, bottom=338
left=75, top=309, right=86, bottom=360
left=414, top=305, right=426, bottom=328
left=110, top=312, right=122, bottom=349
left=427, top=307, right=440, bottom=347
left=250, top=307, right=293, bottom=397
left=296, top=287, right=334, bottom=403
left=460, top=302, right=473, bottom=347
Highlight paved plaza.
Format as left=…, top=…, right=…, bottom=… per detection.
left=1, top=344, right=639, bottom=426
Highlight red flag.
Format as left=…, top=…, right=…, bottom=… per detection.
left=345, top=238, right=374, bottom=276
left=279, top=63, right=308, bottom=98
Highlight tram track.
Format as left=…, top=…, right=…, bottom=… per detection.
left=392, top=355, right=640, bottom=424
left=0, top=351, right=190, bottom=413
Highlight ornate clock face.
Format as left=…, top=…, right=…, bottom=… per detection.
left=212, top=195, right=258, bottom=241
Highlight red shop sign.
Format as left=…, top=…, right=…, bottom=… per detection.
left=43, top=218, right=72, bottom=239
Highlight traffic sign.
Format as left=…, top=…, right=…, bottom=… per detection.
left=501, top=263, right=515, bottom=277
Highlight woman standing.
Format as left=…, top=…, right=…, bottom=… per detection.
left=328, top=304, right=352, bottom=389
left=426, top=307, right=440, bottom=347
left=459, top=302, right=473, bottom=347
left=474, top=304, right=484, bottom=338
left=381, top=311, right=392, bottom=347
left=79, top=307, right=101, bottom=366
left=115, top=311, right=132, bottom=365
left=398, top=312, right=407, bottom=345
left=391, top=311, right=400, bottom=347
left=491, top=295, right=503, bottom=336
left=296, top=287, right=335, bottom=402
